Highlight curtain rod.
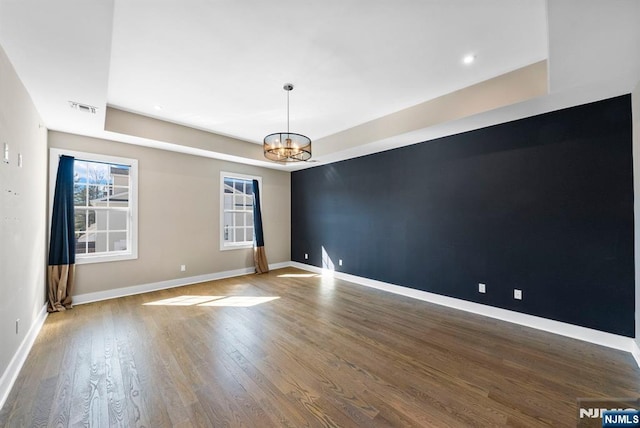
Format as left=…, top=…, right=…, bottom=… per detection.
left=59, top=154, right=131, bottom=168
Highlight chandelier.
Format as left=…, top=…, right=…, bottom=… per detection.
left=263, top=83, right=311, bottom=162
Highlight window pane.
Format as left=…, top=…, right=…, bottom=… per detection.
left=110, top=166, right=129, bottom=188
left=75, top=232, right=87, bottom=254
left=246, top=227, right=254, bottom=242
left=74, top=209, right=87, bottom=232
left=223, top=212, right=232, bottom=228
left=74, top=184, right=88, bottom=207
left=234, top=194, right=244, bottom=210
left=87, top=185, right=106, bottom=204
left=94, top=232, right=107, bottom=253
left=86, top=210, right=97, bottom=231
left=109, top=232, right=128, bottom=251
left=88, top=163, right=111, bottom=185
left=74, top=160, right=88, bottom=175
left=224, top=194, right=232, bottom=211
left=73, top=162, right=87, bottom=209
left=109, top=210, right=128, bottom=231
left=234, top=213, right=244, bottom=227
left=224, top=178, right=233, bottom=193
left=233, top=227, right=245, bottom=243
left=86, top=210, right=98, bottom=231
left=110, top=187, right=129, bottom=207
left=234, top=180, right=244, bottom=193
left=76, top=228, right=96, bottom=253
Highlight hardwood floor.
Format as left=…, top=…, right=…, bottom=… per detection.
left=1, top=267, right=639, bottom=427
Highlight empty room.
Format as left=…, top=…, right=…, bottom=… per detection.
left=1, top=0, right=640, bottom=426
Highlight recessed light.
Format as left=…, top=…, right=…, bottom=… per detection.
left=463, top=54, right=476, bottom=65
left=154, top=105, right=163, bottom=111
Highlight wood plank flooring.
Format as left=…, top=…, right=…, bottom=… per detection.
left=1, top=267, right=639, bottom=427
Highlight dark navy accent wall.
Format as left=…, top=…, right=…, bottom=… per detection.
left=291, top=95, right=634, bottom=337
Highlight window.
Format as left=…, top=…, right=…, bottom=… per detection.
left=49, top=149, right=138, bottom=264
left=220, top=172, right=260, bottom=250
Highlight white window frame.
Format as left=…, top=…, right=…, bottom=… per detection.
left=220, top=171, right=262, bottom=251
left=49, top=148, right=139, bottom=264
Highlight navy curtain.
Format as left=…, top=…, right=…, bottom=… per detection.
left=47, top=155, right=76, bottom=312
left=252, top=179, right=269, bottom=273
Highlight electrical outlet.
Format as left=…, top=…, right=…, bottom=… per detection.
left=180, top=264, right=186, bottom=272
left=15, top=319, right=19, bottom=335
left=514, top=289, right=523, bottom=300
left=339, top=259, right=343, bottom=266
left=478, top=283, right=486, bottom=293
left=304, top=253, right=308, bottom=260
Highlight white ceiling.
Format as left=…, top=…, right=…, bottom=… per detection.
left=107, top=0, right=546, bottom=143
left=0, top=0, right=639, bottom=170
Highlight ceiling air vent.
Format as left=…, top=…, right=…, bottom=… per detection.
left=68, top=101, right=98, bottom=114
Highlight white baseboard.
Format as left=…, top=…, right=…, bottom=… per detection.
left=268, top=262, right=291, bottom=270
left=67, top=260, right=640, bottom=369
left=632, top=341, right=640, bottom=369
left=74, top=261, right=291, bottom=305
left=290, top=262, right=636, bottom=355
left=0, top=304, right=48, bottom=411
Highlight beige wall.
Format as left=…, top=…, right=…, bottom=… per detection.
left=0, top=46, right=47, bottom=381
left=633, top=80, right=640, bottom=351
left=49, top=131, right=290, bottom=297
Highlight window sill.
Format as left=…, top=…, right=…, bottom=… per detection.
left=76, top=252, right=138, bottom=265
left=220, top=243, right=253, bottom=251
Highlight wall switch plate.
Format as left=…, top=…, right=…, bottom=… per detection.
left=16, top=319, right=19, bottom=334
left=304, top=253, right=308, bottom=260
left=180, top=264, right=186, bottom=272
left=478, top=283, right=486, bottom=293
left=339, top=259, right=343, bottom=266
left=18, top=153, right=22, bottom=168
left=514, top=289, right=523, bottom=300
left=3, top=143, right=8, bottom=163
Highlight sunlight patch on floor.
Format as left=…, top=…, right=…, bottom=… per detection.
left=199, top=296, right=280, bottom=307
left=143, top=295, right=279, bottom=307
left=143, top=295, right=225, bottom=306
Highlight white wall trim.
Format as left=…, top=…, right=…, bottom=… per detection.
left=73, top=261, right=291, bottom=305
left=291, top=262, right=636, bottom=354
left=0, top=304, right=48, bottom=411
left=632, top=341, right=640, bottom=369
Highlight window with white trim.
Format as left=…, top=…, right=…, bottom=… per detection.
left=49, top=149, right=138, bottom=264
left=220, top=172, right=260, bottom=250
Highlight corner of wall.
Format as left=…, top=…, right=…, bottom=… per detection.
left=0, top=43, right=48, bottom=411
left=632, top=79, right=640, bottom=353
